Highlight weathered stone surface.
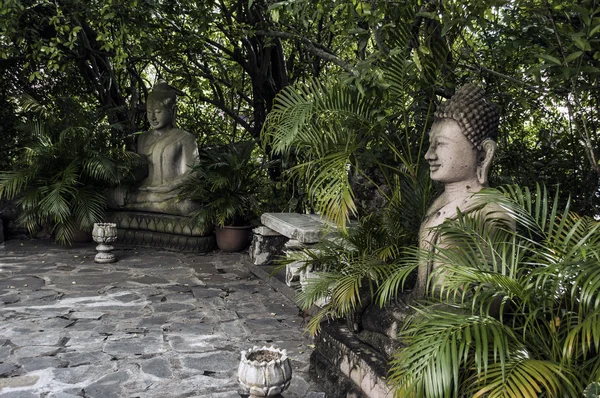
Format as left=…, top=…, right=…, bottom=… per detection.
left=312, top=322, right=393, bottom=398
left=261, top=213, right=325, bottom=243
left=58, top=351, right=112, bottom=367
left=104, top=210, right=216, bottom=252
left=0, top=363, right=22, bottom=377
left=83, top=369, right=129, bottom=398
left=114, top=224, right=216, bottom=253
left=366, top=301, right=409, bottom=334
left=19, top=356, right=69, bottom=372
left=0, top=391, right=39, bottom=398
left=182, top=351, right=238, bottom=375
left=106, top=211, right=207, bottom=237
left=103, top=335, right=165, bottom=358
left=0, top=374, right=40, bottom=389
left=48, top=393, right=82, bottom=398
left=141, top=357, right=172, bottom=378
left=249, top=232, right=288, bottom=266
left=0, top=239, right=324, bottom=397
left=252, top=225, right=282, bottom=237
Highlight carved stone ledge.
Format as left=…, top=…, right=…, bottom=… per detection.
left=106, top=211, right=207, bottom=236
left=311, top=321, right=393, bottom=398
left=117, top=229, right=215, bottom=252
left=105, top=211, right=215, bottom=252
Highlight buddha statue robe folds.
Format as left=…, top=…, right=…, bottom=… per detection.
left=110, top=80, right=199, bottom=217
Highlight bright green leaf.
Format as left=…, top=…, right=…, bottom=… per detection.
left=536, top=53, right=561, bottom=65
left=565, top=51, right=584, bottom=63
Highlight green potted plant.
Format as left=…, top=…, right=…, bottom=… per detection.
left=0, top=98, right=141, bottom=245
left=179, top=140, right=271, bottom=252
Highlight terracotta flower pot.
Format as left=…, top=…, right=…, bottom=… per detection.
left=215, top=225, right=252, bottom=252
left=238, top=346, right=292, bottom=397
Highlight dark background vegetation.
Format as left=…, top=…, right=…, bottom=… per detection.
left=1, top=0, right=599, bottom=217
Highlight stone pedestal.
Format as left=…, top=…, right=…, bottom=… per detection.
left=106, top=211, right=215, bottom=252
left=254, top=213, right=333, bottom=304
left=283, top=239, right=312, bottom=287
left=249, top=226, right=288, bottom=266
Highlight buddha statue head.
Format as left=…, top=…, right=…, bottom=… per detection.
left=146, top=80, right=177, bottom=132
left=425, top=84, right=499, bottom=187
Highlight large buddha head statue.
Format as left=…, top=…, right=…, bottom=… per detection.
left=146, top=80, right=177, bottom=132
left=425, top=84, right=499, bottom=188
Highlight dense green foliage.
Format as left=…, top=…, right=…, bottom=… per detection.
left=0, top=98, right=140, bottom=243
left=2, top=0, right=599, bottom=217
left=178, top=140, right=272, bottom=228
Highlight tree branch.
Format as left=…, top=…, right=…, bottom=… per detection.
left=462, top=64, right=547, bottom=93
left=254, top=30, right=355, bottom=74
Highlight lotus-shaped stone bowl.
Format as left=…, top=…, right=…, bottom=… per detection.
left=238, top=345, right=292, bottom=397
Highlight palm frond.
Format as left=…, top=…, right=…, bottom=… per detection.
left=562, top=310, right=600, bottom=362
left=390, top=309, right=519, bottom=398
left=72, top=186, right=107, bottom=230
left=469, top=357, right=580, bottom=398
left=376, top=246, right=421, bottom=306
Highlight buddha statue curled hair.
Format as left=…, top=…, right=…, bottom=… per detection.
left=434, top=83, right=499, bottom=150
left=147, top=80, right=177, bottom=110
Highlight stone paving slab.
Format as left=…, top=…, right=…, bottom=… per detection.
left=0, top=240, right=324, bottom=397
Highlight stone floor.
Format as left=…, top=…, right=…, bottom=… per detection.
left=0, top=239, right=325, bottom=398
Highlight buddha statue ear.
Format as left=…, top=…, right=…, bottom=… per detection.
left=171, top=104, right=178, bottom=124
left=477, top=139, right=497, bottom=185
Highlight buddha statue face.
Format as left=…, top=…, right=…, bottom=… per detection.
left=146, top=80, right=177, bottom=132
left=147, top=100, right=174, bottom=131
left=425, top=119, right=479, bottom=184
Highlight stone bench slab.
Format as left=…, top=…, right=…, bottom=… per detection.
left=261, top=213, right=327, bottom=244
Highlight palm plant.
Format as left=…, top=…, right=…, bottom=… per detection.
left=290, top=168, right=432, bottom=335
left=178, top=140, right=271, bottom=229
left=386, top=184, right=600, bottom=397
left=0, top=118, right=140, bottom=245
left=262, top=2, right=441, bottom=339
left=260, top=2, right=436, bottom=230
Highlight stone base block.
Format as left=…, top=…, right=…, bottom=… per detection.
left=299, top=265, right=330, bottom=307
left=249, top=229, right=288, bottom=266
left=106, top=211, right=208, bottom=237
left=106, top=211, right=215, bottom=252
left=311, top=321, right=393, bottom=398
left=285, top=261, right=302, bottom=287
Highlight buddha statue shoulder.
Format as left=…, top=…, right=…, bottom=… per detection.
left=110, top=80, right=200, bottom=216
left=414, top=84, right=514, bottom=298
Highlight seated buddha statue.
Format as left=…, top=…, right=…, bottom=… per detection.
left=111, top=80, right=200, bottom=216
left=414, top=83, right=514, bottom=298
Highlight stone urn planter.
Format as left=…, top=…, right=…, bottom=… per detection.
left=238, top=346, right=292, bottom=397
left=92, top=222, right=117, bottom=263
